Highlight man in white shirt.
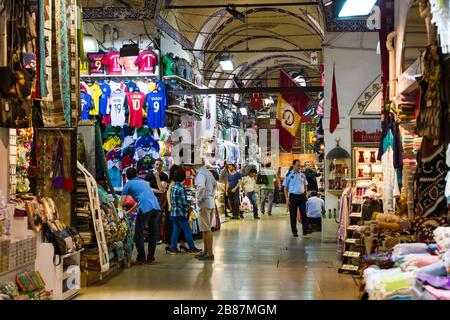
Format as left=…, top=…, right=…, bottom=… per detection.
left=306, top=192, right=325, bottom=218
left=196, top=158, right=217, bottom=261
left=242, top=169, right=259, bottom=219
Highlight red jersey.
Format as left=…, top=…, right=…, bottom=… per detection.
left=101, top=51, right=122, bottom=75
left=135, top=50, right=158, bottom=74
left=87, top=52, right=105, bottom=74
left=127, top=92, right=146, bottom=128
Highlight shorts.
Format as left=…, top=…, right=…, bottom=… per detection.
left=198, top=207, right=214, bottom=232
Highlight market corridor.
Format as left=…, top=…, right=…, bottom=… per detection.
left=78, top=206, right=358, bottom=300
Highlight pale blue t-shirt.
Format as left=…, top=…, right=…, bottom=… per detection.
left=122, top=178, right=160, bottom=213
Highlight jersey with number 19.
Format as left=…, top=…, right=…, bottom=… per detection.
left=146, top=82, right=167, bottom=128
left=127, top=92, right=146, bottom=128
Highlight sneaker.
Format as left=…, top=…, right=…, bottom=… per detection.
left=156, top=240, right=163, bottom=245
left=131, top=260, right=145, bottom=266
left=195, top=252, right=207, bottom=259
left=198, top=254, right=215, bottom=261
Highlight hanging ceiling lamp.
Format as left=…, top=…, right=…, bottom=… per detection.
left=226, top=4, right=246, bottom=22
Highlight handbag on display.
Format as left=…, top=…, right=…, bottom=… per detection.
left=120, top=43, right=139, bottom=57
left=68, top=227, right=84, bottom=251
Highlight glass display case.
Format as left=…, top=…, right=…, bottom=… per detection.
left=326, top=140, right=351, bottom=195
left=353, top=147, right=383, bottom=180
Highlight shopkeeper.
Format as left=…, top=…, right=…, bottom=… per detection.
left=122, top=167, right=161, bottom=266
left=283, top=160, right=309, bottom=237
left=145, top=158, right=169, bottom=244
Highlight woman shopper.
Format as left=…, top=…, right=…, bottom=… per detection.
left=166, top=165, right=187, bottom=250
left=166, top=167, right=202, bottom=254
left=226, top=163, right=242, bottom=219
left=242, top=168, right=259, bottom=219
left=219, top=161, right=230, bottom=217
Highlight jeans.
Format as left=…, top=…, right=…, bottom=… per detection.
left=260, top=189, right=274, bottom=214
left=289, top=194, right=308, bottom=235
left=171, top=218, right=196, bottom=250
left=228, top=189, right=240, bottom=217
left=247, top=191, right=258, bottom=217
left=135, top=210, right=160, bottom=262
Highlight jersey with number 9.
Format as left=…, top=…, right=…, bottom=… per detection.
left=146, top=83, right=166, bottom=128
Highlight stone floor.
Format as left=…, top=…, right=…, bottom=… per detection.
left=78, top=205, right=359, bottom=300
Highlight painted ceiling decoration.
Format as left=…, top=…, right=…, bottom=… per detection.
left=82, top=1, right=383, bottom=89
left=82, top=0, right=157, bottom=20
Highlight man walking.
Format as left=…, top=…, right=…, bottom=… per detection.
left=283, top=160, right=309, bottom=237
left=260, top=163, right=278, bottom=216
left=122, top=167, right=161, bottom=265
left=196, top=159, right=217, bottom=261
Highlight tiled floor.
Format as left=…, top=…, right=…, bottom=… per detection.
left=78, top=205, right=359, bottom=300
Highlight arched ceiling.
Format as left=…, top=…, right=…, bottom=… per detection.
left=159, top=0, right=326, bottom=89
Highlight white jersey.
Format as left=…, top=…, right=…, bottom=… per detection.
left=109, top=91, right=126, bottom=127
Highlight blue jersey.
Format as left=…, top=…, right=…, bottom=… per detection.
left=124, top=80, right=138, bottom=93
left=80, top=92, right=93, bottom=120
left=98, top=81, right=111, bottom=116
left=146, top=81, right=167, bottom=128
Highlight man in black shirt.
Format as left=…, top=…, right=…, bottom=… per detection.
left=145, top=159, right=169, bottom=244
left=145, top=159, right=169, bottom=198
left=304, top=161, right=320, bottom=193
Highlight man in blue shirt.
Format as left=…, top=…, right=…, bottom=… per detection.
left=283, top=160, right=309, bottom=237
left=122, top=167, right=161, bottom=265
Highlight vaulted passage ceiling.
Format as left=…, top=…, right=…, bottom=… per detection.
left=159, top=0, right=326, bottom=89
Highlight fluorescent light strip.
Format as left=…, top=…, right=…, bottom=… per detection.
left=338, top=0, right=377, bottom=17
left=220, top=60, right=234, bottom=71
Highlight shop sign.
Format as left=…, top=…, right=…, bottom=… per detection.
left=351, top=118, right=382, bottom=145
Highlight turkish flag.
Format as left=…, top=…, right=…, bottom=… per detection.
left=329, top=63, right=340, bottom=134
left=277, top=70, right=310, bottom=151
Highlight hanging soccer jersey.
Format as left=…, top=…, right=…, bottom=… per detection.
left=98, top=81, right=111, bottom=116
left=103, top=136, right=122, bottom=151
left=109, top=91, right=127, bottom=127
left=162, top=54, right=176, bottom=76
left=101, top=51, right=122, bottom=75
left=89, top=83, right=102, bottom=115
left=80, top=92, right=93, bottom=120
left=136, top=80, right=150, bottom=95
left=127, top=91, right=146, bottom=128
left=87, top=52, right=106, bottom=74
left=109, top=80, right=128, bottom=93
left=145, top=81, right=167, bottom=128
left=119, top=56, right=139, bottom=75
left=135, top=50, right=158, bottom=74
left=124, top=80, right=138, bottom=93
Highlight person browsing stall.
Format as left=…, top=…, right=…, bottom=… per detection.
left=226, top=163, right=242, bottom=219
left=167, top=167, right=201, bottom=255
left=283, top=160, right=309, bottom=237
left=121, top=167, right=161, bottom=265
